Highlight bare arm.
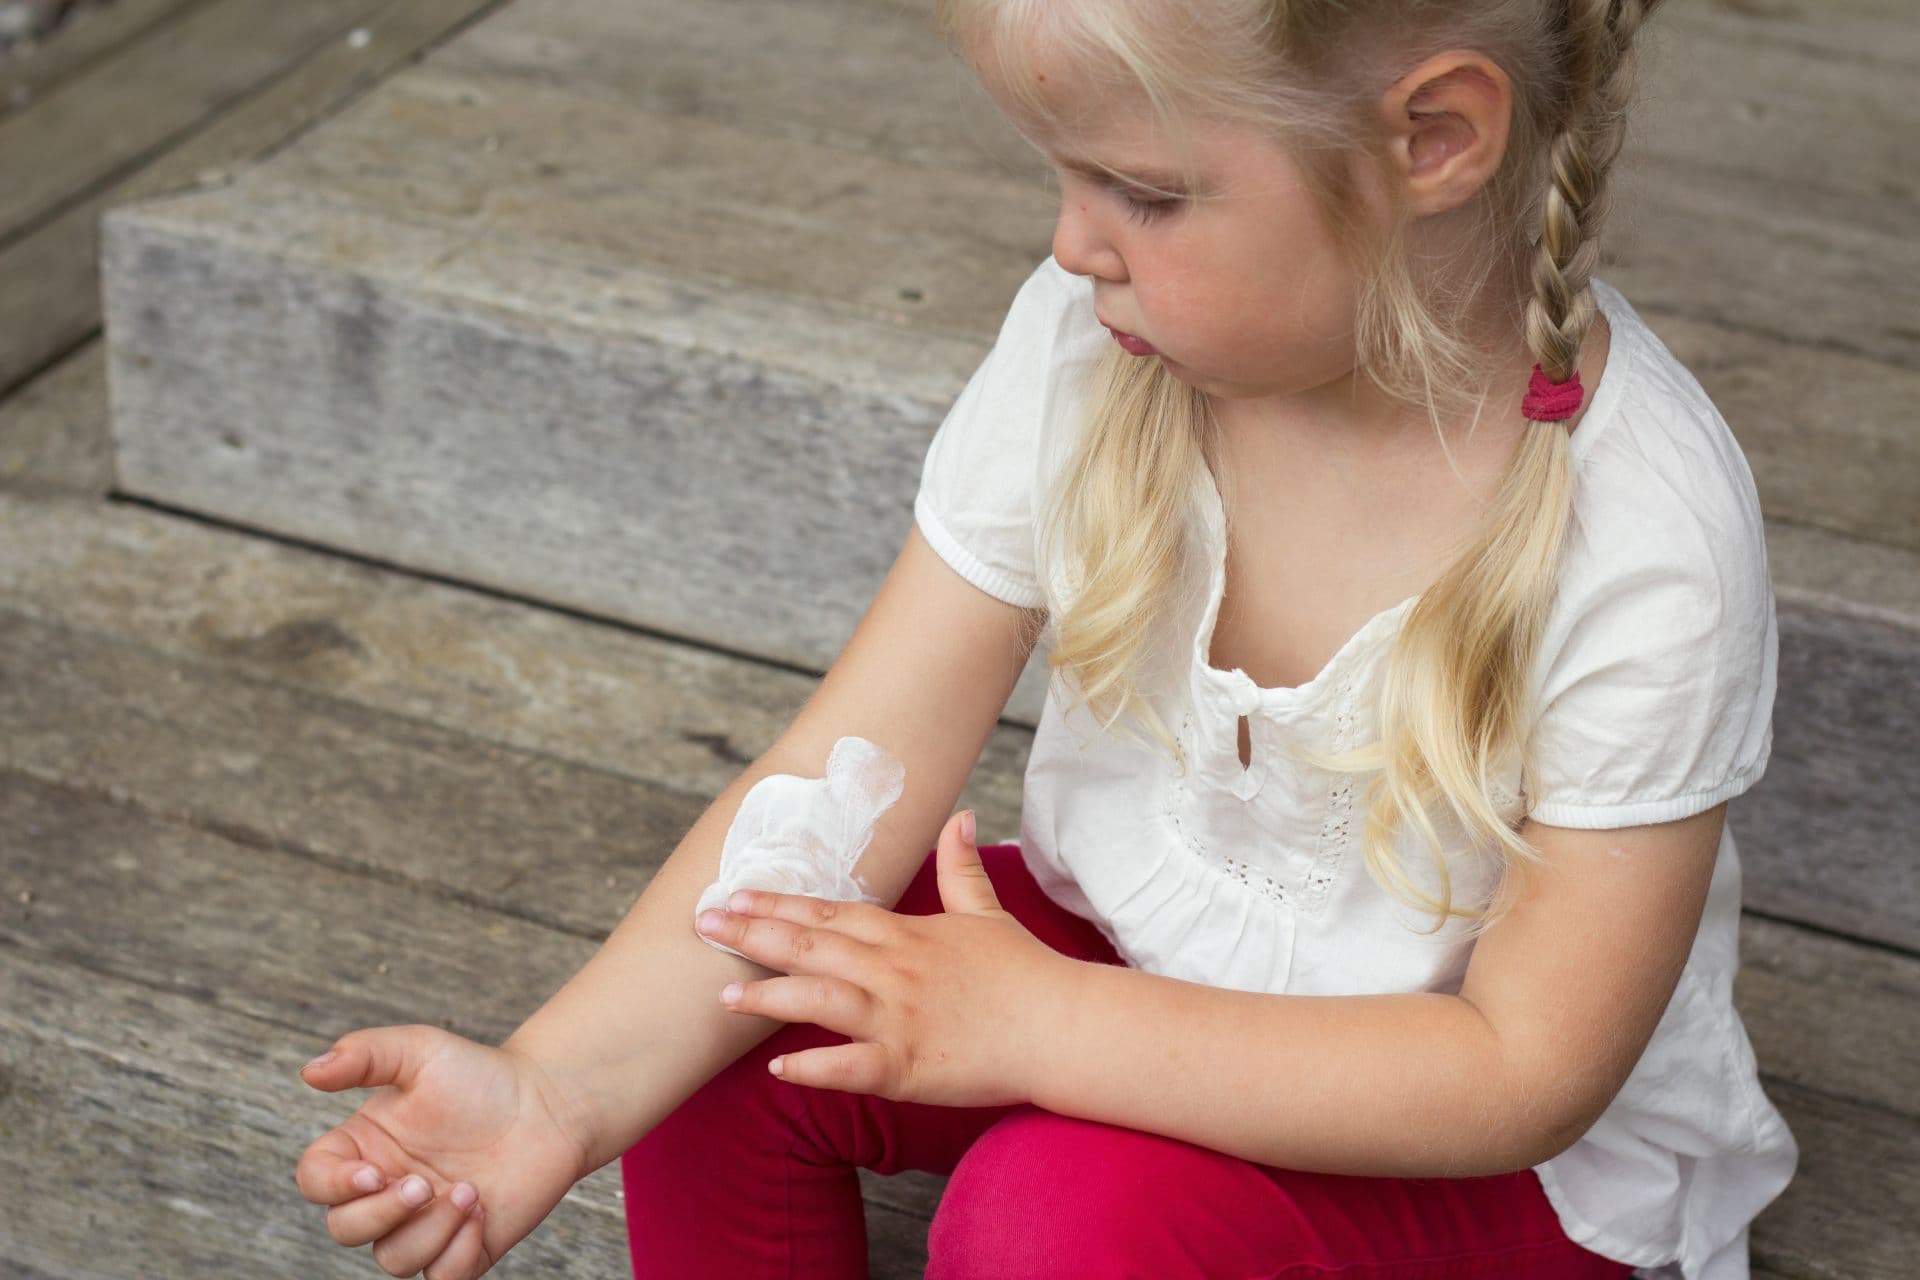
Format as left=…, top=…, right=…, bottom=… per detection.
left=502, top=524, right=1045, bottom=1176
left=1023, top=806, right=1727, bottom=1178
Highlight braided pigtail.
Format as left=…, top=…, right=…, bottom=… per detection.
left=1330, top=0, right=1666, bottom=937
left=1523, top=0, right=1658, bottom=391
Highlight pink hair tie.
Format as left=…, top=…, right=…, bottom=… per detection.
left=1523, top=364, right=1584, bottom=422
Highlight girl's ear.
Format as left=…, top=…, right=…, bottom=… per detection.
left=1379, top=52, right=1514, bottom=216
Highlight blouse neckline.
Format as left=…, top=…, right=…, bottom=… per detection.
left=1189, top=276, right=1641, bottom=712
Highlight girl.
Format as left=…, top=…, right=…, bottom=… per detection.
left=294, top=1, right=1797, bottom=1277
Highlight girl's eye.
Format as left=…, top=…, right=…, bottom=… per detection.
left=1116, top=187, right=1179, bottom=225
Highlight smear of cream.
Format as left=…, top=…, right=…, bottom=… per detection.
left=694, top=735, right=905, bottom=960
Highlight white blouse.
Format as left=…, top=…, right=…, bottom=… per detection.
left=913, top=256, right=1797, bottom=1280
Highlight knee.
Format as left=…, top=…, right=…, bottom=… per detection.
left=927, top=1109, right=1194, bottom=1278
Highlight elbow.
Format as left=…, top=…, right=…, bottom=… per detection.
left=1476, top=1035, right=1621, bottom=1174
left=1494, top=1077, right=1617, bottom=1173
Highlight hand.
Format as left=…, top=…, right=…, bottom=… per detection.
left=695, top=809, right=1077, bottom=1108
left=294, top=1024, right=593, bottom=1279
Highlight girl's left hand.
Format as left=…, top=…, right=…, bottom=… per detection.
left=695, top=809, right=1078, bottom=1109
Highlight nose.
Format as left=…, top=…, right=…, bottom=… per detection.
left=1051, top=189, right=1127, bottom=284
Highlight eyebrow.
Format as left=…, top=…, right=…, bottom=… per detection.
left=1035, top=143, right=1191, bottom=191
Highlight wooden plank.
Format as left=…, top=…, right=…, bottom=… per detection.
left=1633, top=6, right=1920, bottom=212
left=96, top=188, right=1070, bottom=717
left=0, top=0, right=511, bottom=394
left=96, top=24, right=1919, bottom=591
left=232, top=59, right=1920, bottom=547
left=865, top=1168, right=938, bottom=1277
left=3, top=759, right=1920, bottom=1274
left=7, top=492, right=1915, bottom=942
left=1738, top=602, right=1920, bottom=952
left=0, top=942, right=630, bottom=1278
left=1631, top=294, right=1920, bottom=552
left=0, top=0, right=209, bottom=114
left=0, top=336, right=111, bottom=494
left=0, top=0, right=402, bottom=241
left=0, top=762, right=947, bottom=1256
left=1, top=553, right=1916, bottom=1121
left=1664, top=0, right=1920, bottom=71
left=0, top=608, right=704, bottom=939
left=1750, top=1086, right=1920, bottom=1280
left=249, top=63, right=1056, bottom=339
left=0, top=493, right=1034, bottom=838
left=1736, top=915, right=1920, bottom=1123
left=1765, top=510, right=1920, bottom=630
left=0, top=774, right=1910, bottom=1277
left=433, top=0, right=1920, bottom=218
left=1607, top=151, right=1916, bottom=369
left=0, top=762, right=599, bottom=1054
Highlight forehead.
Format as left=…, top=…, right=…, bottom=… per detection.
left=966, top=22, right=1178, bottom=161
left=961, top=17, right=1276, bottom=194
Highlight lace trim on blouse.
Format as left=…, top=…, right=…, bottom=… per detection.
left=1161, top=671, right=1361, bottom=917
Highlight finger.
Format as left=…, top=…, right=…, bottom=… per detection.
left=936, top=809, right=1004, bottom=915
left=724, top=890, right=897, bottom=944
left=296, top=1127, right=389, bottom=1206
left=696, top=907, right=878, bottom=975
left=771, top=1040, right=894, bottom=1098
left=371, top=1182, right=480, bottom=1279
left=325, top=1172, right=438, bottom=1249
left=724, top=973, right=874, bottom=1036
left=424, top=1204, right=490, bottom=1280
left=300, top=1024, right=437, bottom=1095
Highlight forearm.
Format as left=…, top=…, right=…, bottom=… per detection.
left=1032, top=962, right=1556, bottom=1178
left=500, top=760, right=799, bottom=1176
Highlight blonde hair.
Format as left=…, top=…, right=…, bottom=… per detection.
left=936, top=0, right=1664, bottom=937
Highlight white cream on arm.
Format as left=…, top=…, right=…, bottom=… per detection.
left=694, top=735, right=906, bottom=960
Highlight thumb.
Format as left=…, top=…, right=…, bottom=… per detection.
left=298, top=1025, right=434, bottom=1093
left=935, top=810, right=1003, bottom=916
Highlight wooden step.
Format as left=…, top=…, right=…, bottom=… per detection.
left=0, top=569, right=1913, bottom=1275
left=96, top=0, right=1919, bottom=733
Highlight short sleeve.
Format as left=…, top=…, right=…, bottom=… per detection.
left=912, top=257, right=1104, bottom=608
left=1524, top=403, right=1778, bottom=830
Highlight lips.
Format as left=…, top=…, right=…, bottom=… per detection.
left=1105, top=325, right=1157, bottom=357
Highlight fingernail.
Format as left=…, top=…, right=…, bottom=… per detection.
left=720, top=981, right=743, bottom=1005
left=728, top=891, right=752, bottom=912
left=303, top=1050, right=336, bottom=1072
left=399, top=1175, right=431, bottom=1207
left=697, top=910, right=725, bottom=934
left=960, top=810, right=977, bottom=844
left=450, top=1182, right=477, bottom=1211
left=352, top=1166, right=384, bottom=1193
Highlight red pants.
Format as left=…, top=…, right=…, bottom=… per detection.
left=622, top=843, right=1634, bottom=1279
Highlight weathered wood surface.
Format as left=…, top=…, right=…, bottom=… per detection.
left=0, top=339, right=111, bottom=493
left=1, top=589, right=1914, bottom=1125
left=0, top=493, right=1034, bottom=839
left=0, top=0, right=511, bottom=396
left=0, top=669, right=1913, bottom=1273
left=98, top=192, right=1071, bottom=717
left=1660, top=0, right=1919, bottom=71
left=1741, top=603, right=1920, bottom=951
left=95, top=0, right=1920, bottom=718
left=4, top=492, right=1911, bottom=943
left=0, top=0, right=207, bottom=115
left=0, top=0, right=402, bottom=240
left=0, top=936, right=625, bottom=1278
left=2, top=0, right=1913, bottom=1273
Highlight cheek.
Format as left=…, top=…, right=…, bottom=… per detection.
left=1232, top=255, right=1359, bottom=368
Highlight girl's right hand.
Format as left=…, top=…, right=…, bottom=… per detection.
left=294, top=1024, right=594, bottom=1279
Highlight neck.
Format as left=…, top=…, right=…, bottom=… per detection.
left=1208, top=283, right=1580, bottom=458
